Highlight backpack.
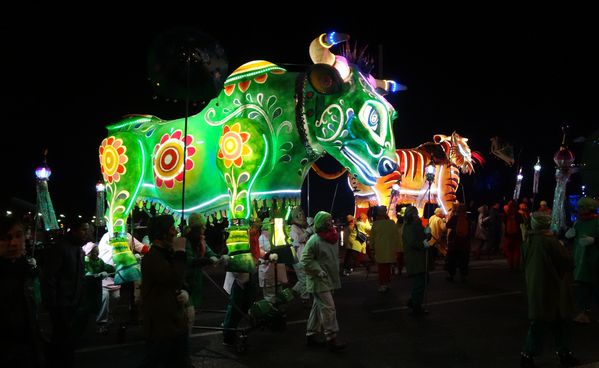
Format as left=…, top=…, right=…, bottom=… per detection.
left=456, top=216, right=469, bottom=238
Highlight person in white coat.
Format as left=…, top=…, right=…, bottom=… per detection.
left=258, top=218, right=288, bottom=303
left=290, top=207, right=310, bottom=304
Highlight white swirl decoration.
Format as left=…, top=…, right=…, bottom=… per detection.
left=316, top=104, right=348, bottom=142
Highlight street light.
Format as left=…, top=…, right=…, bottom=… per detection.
left=532, top=157, right=541, bottom=209
left=513, top=167, right=523, bottom=200
left=425, top=162, right=435, bottom=203
left=424, top=162, right=436, bottom=219
left=388, top=181, right=401, bottom=218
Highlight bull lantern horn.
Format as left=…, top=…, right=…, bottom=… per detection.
left=375, top=79, right=407, bottom=94
left=309, top=32, right=351, bottom=81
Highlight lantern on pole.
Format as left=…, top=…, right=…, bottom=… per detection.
left=35, top=151, right=59, bottom=231
left=532, top=157, right=541, bottom=208
left=513, top=167, right=524, bottom=201
left=551, top=127, right=575, bottom=232
left=423, top=162, right=436, bottom=219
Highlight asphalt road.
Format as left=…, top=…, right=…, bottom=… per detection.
left=73, top=258, right=599, bottom=368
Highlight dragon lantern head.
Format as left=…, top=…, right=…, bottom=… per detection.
left=433, top=132, right=474, bottom=174
left=304, top=32, right=401, bottom=186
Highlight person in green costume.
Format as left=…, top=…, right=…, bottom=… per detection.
left=565, top=197, right=599, bottom=324
left=520, top=212, right=578, bottom=368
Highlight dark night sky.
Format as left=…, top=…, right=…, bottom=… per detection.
left=2, top=10, right=598, bottom=218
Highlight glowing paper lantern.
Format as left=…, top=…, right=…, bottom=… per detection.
left=99, top=33, right=400, bottom=282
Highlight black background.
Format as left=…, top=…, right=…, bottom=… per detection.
left=2, top=9, right=597, bottom=218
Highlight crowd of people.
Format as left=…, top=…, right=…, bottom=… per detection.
left=0, top=196, right=597, bottom=367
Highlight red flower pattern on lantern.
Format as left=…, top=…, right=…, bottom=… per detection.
left=153, top=130, right=196, bottom=189
left=217, top=123, right=252, bottom=168
left=99, top=136, right=128, bottom=184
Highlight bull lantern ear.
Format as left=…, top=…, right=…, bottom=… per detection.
left=307, top=64, right=343, bottom=95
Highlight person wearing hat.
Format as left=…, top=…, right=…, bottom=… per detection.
left=290, top=206, right=311, bottom=304
left=82, top=242, right=114, bottom=334
left=257, top=217, right=288, bottom=303
left=402, top=205, right=429, bottom=315
left=371, top=206, right=401, bottom=292
left=301, top=211, right=346, bottom=352
left=565, top=197, right=599, bottom=324
left=520, top=212, right=578, bottom=367
left=184, top=212, right=221, bottom=334
left=537, top=200, right=552, bottom=216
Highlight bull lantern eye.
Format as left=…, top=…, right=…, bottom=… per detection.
left=359, top=104, right=379, bottom=131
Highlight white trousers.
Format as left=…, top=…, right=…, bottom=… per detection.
left=306, top=291, right=339, bottom=339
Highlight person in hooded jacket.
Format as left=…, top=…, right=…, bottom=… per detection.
left=565, top=197, right=599, bottom=324
left=301, top=211, right=347, bottom=352
left=402, top=205, right=429, bottom=315
left=520, top=212, right=578, bottom=368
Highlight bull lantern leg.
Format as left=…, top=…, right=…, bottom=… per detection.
left=215, top=119, right=268, bottom=272
left=99, top=133, right=144, bottom=284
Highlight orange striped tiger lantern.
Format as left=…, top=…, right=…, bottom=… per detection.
left=351, top=132, right=477, bottom=218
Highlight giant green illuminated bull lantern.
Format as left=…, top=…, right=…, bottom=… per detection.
left=99, top=33, right=399, bottom=283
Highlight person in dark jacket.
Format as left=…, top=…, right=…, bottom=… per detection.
left=0, top=215, right=44, bottom=368
left=139, top=215, right=190, bottom=368
left=402, top=205, right=429, bottom=315
left=445, top=204, right=471, bottom=282
left=41, top=217, right=90, bottom=368
left=520, top=212, right=578, bottom=368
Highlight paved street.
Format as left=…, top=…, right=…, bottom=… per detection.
left=73, top=258, right=599, bottom=368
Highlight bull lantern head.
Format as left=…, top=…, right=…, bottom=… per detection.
left=304, top=32, right=400, bottom=185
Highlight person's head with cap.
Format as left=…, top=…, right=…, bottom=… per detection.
left=186, top=212, right=206, bottom=242
left=314, top=211, right=333, bottom=232
left=188, top=212, right=206, bottom=229
left=577, top=197, right=598, bottom=214
left=530, top=211, right=552, bottom=231
left=540, top=200, right=548, bottom=208
left=82, top=242, right=99, bottom=259
left=346, top=214, right=355, bottom=223
left=434, top=208, right=443, bottom=216
left=148, top=215, right=177, bottom=247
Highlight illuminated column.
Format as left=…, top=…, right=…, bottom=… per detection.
left=95, top=181, right=106, bottom=240
left=551, top=145, right=575, bottom=232
left=424, top=162, right=436, bottom=218
left=35, top=158, right=59, bottom=231
left=513, top=167, right=523, bottom=201
left=532, top=158, right=541, bottom=208
left=425, top=162, right=435, bottom=202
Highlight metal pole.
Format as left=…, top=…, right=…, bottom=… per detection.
left=181, top=53, right=191, bottom=223
left=330, top=180, right=340, bottom=215
left=307, top=169, right=310, bottom=217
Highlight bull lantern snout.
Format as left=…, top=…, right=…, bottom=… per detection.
left=378, top=157, right=397, bottom=176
